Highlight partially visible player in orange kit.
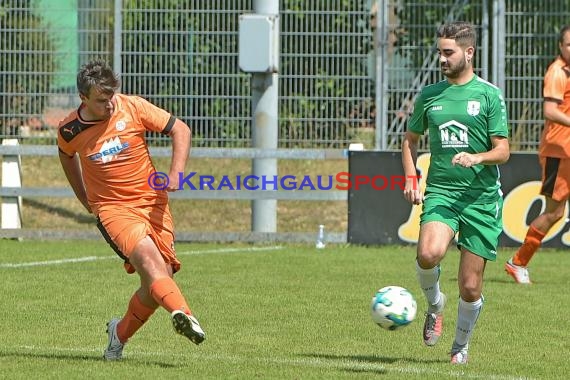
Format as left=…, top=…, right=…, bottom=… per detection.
left=505, top=25, right=570, bottom=284
left=57, top=59, right=205, bottom=360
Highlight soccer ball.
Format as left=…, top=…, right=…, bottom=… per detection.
left=370, top=286, right=417, bottom=330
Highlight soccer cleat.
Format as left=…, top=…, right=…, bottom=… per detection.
left=171, top=310, right=205, bottom=345
left=450, top=342, right=469, bottom=364
left=504, top=258, right=531, bottom=284
left=103, top=318, right=124, bottom=360
left=423, top=293, right=446, bottom=346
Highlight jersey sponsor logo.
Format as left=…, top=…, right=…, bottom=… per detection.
left=439, top=120, right=469, bottom=148
left=431, top=105, right=443, bottom=111
left=467, top=100, right=480, bottom=116
left=88, top=137, right=129, bottom=163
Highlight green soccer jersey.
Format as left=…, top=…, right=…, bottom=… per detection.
left=408, top=75, right=509, bottom=203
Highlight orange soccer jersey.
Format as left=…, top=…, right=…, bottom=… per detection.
left=539, top=56, right=570, bottom=158
left=58, top=94, right=180, bottom=270
left=57, top=94, right=173, bottom=213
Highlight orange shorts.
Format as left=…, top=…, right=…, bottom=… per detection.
left=539, top=156, right=570, bottom=202
left=96, top=202, right=181, bottom=274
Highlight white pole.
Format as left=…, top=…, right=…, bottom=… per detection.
left=251, top=0, right=279, bottom=233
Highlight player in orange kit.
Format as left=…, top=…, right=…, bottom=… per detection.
left=505, top=25, right=570, bottom=284
left=57, top=59, right=205, bottom=360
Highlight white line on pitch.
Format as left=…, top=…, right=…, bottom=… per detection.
left=0, top=256, right=102, bottom=268
left=0, top=246, right=283, bottom=268
left=14, top=344, right=534, bottom=380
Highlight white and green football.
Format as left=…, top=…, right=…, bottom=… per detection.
left=371, top=286, right=417, bottom=330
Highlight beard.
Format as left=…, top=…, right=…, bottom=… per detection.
left=440, top=58, right=467, bottom=79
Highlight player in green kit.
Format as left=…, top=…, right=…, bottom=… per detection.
left=401, top=21, right=510, bottom=364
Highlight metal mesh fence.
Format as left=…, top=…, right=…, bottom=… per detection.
left=280, top=2, right=373, bottom=148
left=380, top=0, right=570, bottom=151
left=379, top=0, right=485, bottom=150
left=120, top=1, right=252, bottom=147
left=0, top=0, right=373, bottom=148
left=1, top=1, right=570, bottom=149
left=503, top=1, right=570, bottom=151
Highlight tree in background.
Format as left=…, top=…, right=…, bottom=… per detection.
left=120, top=0, right=250, bottom=147
left=80, top=0, right=372, bottom=148
left=499, top=1, right=570, bottom=150
left=280, top=0, right=373, bottom=148
left=393, top=0, right=570, bottom=151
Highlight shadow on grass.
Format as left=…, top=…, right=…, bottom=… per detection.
left=0, top=350, right=178, bottom=368
left=24, top=199, right=93, bottom=225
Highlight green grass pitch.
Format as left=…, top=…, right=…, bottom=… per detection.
left=0, top=240, right=566, bottom=379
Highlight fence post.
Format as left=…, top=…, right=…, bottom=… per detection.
left=1, top=139, right=23, bottom=231
left=374, top=0, right=389, bottom=151
left=492, top=0, right=506, bottom=91
left=250, top=0, right=279, bottom=233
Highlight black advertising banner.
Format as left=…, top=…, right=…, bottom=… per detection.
left=347, top=151, right=570, bottom=248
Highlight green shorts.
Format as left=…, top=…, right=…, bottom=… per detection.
left=420, top=194, right=503, bottom=261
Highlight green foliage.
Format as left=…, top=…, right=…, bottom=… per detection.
left=45, top=0, right=371, bottom=148
left=122, top=0, right=251, bottom=147
left=0, top=0, right=55, bottom=136
left=503, top=1, right=570, bottom=150
left=390, top=0, right=570, bottom=151
left=502, top=2, right=570, bottom=94
left=394, top=0, right=478, bottom=67
left=121, top=0, right=194, bottom=147
left=280, top=0, right=372, bottom=148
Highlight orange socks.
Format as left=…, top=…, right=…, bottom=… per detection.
left=149, top=277, right=192, bottom=316
left=115, top=278, right=192, bottom=343
left=513, top=225, right=546, bottom=266
left=116, top=293, right=157, bottom=343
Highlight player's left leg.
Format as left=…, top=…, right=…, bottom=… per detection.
left=507, top=156, right=570, bottom=282
left=143, top=204, right=206, bottom=345
left=452, top=199, right=502, bottom=364
left=130, top=236, right=205, bottom=345
left=509, top=196, right=565, bottom=270
left=452, top=249, right=486, bottom=364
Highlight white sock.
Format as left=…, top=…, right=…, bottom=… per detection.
left=455, top=296, right=484, bottom=346
left=415, top=261, right=441, bottom=308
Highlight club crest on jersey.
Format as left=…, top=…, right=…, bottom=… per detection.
left=467, top=100, right=480, bottom=116
left=115, top=120, right=126, bottom=131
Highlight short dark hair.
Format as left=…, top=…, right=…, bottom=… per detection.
left=559, top=25, right=570, bottom=44
left=437, top=21, right=477, bottom=49
left=77, top=59, right=120, bottom=97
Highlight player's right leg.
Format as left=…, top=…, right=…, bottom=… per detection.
left=416, top=206, right=456, bottom=346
